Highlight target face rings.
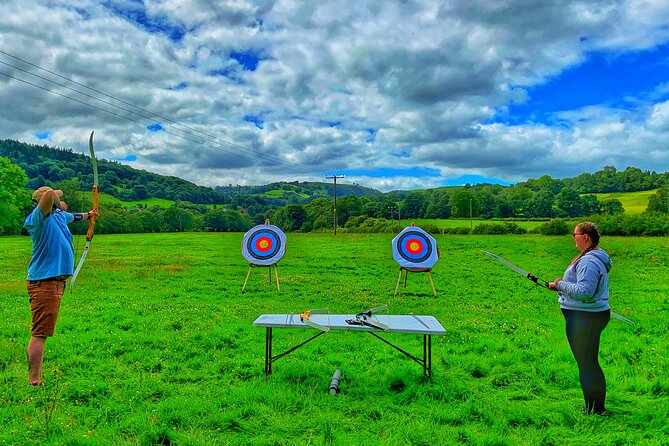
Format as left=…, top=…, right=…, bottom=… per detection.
left=242, top=224, right=286, bottom=265
left=392, top=226, right=438, bottom=269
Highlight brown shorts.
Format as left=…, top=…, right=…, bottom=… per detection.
left=27, top=279, right=66, bottom=337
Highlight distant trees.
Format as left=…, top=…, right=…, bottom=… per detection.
left=0, top=157, right=31, bottom=235
left=601, top=198, right=624, bottom=215
left=203, top=209, right=252, bottom=232
left=0, top=139, right=223, bottom=205
left=646, top=186, right=669, bottom=214
left=9, top=138, right=669, bottom=236
left=554, top=189, right=600, bottom=217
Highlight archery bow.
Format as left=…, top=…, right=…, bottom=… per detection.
left=346, top=305, right=390, bottom=330
left=483, top=251, right=550, bottom=287
left=70, top=131, right=99, bottom=291
left=299, top=309, right=330, bottom=332
left=482, top=251, right=635, bottom=326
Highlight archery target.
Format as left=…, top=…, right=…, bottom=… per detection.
left=392, top=226, right=438, bottom=269
left=242, top=224, right=286, bottom=265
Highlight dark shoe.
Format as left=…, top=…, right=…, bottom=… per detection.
left=581, top=407, right=609, bottom=416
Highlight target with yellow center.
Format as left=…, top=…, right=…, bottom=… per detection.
left=242, top=224, right=287, bottom=266
left=392, top=225, right=438, bottom=269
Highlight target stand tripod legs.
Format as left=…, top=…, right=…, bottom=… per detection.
left=394, top=267, right=403, bottom=296
left=394, top=267, right=437, bottom=297
left=242, top=263, right=280, bottom=292
left=274, top=264, right=280, bottom=291
left=427, top=271, right=436, bottom=297
left=242, top=264, right=253, bottom=292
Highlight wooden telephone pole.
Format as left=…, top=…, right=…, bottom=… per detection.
left=326, top=174, right=345, bottom=235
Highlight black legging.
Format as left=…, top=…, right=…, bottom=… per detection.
left=561, top=308, right=610, bottom=414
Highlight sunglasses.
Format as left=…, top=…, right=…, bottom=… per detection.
left=572, top=233, right=584, bottom=238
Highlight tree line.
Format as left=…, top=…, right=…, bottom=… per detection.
left=0, top=139, right=222, bottom=204
left=3, top=137, right=669, bottom=236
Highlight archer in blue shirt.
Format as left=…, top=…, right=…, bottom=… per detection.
left=23, top=186, right=97, bottom=386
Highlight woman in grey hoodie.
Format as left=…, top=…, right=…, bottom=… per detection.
left=548, top=222, right=611, bottom=415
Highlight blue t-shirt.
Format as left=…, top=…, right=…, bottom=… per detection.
left=24, top=207, right=75, bottom=280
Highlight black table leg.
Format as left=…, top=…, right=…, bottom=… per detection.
left=265, top=327, right=272, bottom=379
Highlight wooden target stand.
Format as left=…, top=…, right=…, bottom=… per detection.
left=392, top=224, right=439, bottom=298
left=394, top=267, right=436, bottom=297
left=241, top=219, right=284, bottom=292
left=242, top=262, right=280, bottom=292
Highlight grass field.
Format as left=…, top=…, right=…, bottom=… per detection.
left=96, top=192, right=175, bottom=209
left=592, top=189, right=657, bottom=214
left=407, top=219, right=545, bottom=231
left=1, top=233, right=667, bottom=445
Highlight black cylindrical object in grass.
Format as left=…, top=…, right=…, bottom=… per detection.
left=328, top=369, right=342, bottom=395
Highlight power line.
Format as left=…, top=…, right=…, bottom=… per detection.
left=0, top=49, right=319, bottom=175
left=0, top=49, right=309, bottom=170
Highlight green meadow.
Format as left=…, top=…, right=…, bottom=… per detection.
left=1, top=233, right=667, bottom=445
left=593, top=189, right=657, bottom=214
left=97, top=192, right=176, bottom=209
left=406, top=219, right=544, bottom=231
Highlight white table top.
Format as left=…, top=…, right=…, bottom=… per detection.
left=253, top=314, right=446, bottom=335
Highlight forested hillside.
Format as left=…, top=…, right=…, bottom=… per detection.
left=3, top=138, right=669, bottom=236
left=0, top=139, right=221, bottom=204
left=0, top=139, right=379, bottom=206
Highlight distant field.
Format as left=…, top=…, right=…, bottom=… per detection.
left=263, top=189, right=310, bottom=199
left=93, top=192, right=175, bottom=208
left=592, top=189, right=656, bottom=214
left=85, top=189, right=657, bottom=217
left=407, top=218, right=545, bottom=231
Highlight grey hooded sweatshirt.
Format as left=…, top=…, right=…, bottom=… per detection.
left=557, top=248, right=611, bottom=312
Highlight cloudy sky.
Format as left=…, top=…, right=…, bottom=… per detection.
left=2, top=1, right=669, bottom=192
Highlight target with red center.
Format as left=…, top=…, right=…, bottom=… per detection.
left=242, top=224, right=286, bottom=265
left=392, top=226, right=438, bottom=269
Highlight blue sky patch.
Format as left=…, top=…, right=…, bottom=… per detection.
left=244, top=115, right=264, bottom=129
left=102, top=0, right=187, bottom=42
left=319, top=119, right=341, bottom=128
left=113, top=154, right=138, bottom=162
left=165, top=82, right=187, bottom=91
left=344, top=167, right=441, bottom=178
left=441, top=174, right=511, bottom=187
left=230, top=50, right=262, bottom=71
left=496, top=44, right=669, bottom=125
left=366, top=128, right=377, bottom=143
left=147, top=123, right=164, bottom=132
left=208, top=67, right=244, bottom=84
left=73, top=7, right=92, bottom=20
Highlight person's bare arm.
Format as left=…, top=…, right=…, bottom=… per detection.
left=37, top=189, right=61, bottom=216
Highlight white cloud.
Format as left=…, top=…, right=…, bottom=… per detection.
left=1, top=0, right=669, bottom=191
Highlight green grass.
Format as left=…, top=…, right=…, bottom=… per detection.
left=407, top=218, right=544, bottom=231
left=263, top=189, right=311, bottom=199
left=86, top=191, right=176, bottom=209
left=592, top=189, right=657, bottom=214
left=1, top=233, right=667, bottom=445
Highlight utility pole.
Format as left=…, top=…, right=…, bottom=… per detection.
left=397, top=206, right=401, bottom=231
left=326, top=174, right=344, bottom=235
